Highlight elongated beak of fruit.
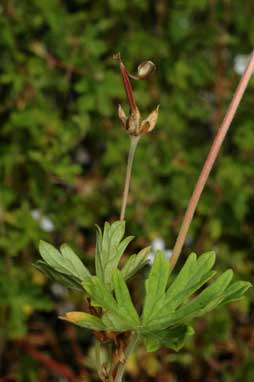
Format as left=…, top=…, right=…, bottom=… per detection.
left=115, top=53, right=159, bottom=137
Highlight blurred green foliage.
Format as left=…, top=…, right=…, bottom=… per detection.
left=0, top=0, right=253, bottom=380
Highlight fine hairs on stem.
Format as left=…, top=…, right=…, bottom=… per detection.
left=170, top=49, right=254, bottom=271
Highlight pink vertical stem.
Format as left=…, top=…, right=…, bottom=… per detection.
left=170, top=50, right=254, bottom=271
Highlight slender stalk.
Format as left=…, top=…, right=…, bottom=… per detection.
left=114, top=333, right=139, bottom=382
left=169, top=50, right=254, bottom=271
left=120, top=136, right=140, bottom=221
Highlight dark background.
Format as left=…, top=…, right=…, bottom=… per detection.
left=0, top=0, right=253, bottom=381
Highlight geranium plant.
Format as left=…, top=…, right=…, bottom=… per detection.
left=36, top=51, right=254, bottom=382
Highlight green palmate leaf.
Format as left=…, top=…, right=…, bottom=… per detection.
left=35, top=260, right=83, bottom=291
left=94, top=221, right=134, bottom=285
left=160, top=252, right=217, bottom=314
left=142, top=251, right=170, bottom=324
left=112, top=270, right=139, bottom=325
left=62, top=311, right=106, bottom=331
left=82, top=276, right=118, bottom=311
left=142, top=252, right=215, bottom=324
left=168, top=269, right=234, bottom=323
left=220, top=280, right=252, bottom=305
left=121, top=246, right=150, bottom=281
left=142, top=325, right=194, bottom=352
left=104, top=235, right=133, bottom=278
left=102, top=311, right=134, bottom=331
left=82, top=273, right=139, bottom=331
left=167, top=252, right=197, bottom=297
left=39, top=240, right=70, bottom=273
left=149, top=269, right=234, bottom=331
left=166, top=251, right=216, bottom=307
left=39, top=240, right=90, bottom=281
left=142, top=251, right=251, bottom=336
left=60, top=244, right=91, bottom=280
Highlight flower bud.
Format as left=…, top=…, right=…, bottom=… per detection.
left=137, top=60, right=156, bottom=79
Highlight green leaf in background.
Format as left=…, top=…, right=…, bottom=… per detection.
left=121, top=246, right=150, bottom=281
left=0, top=261, right=52, bottom=339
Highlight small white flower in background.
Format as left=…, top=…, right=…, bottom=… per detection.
left=31, top=209, right=55, bottom=232
left=75, top=147, right=90, bottom=165
left=148, top=237, right=172, bottom=265
left=234, top=54, right=254, bottom=75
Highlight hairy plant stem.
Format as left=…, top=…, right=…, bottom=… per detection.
left=114, top=333, right=139, bottom=382
left=120, top=136, right=140, bottom=221
left=170, top=49, right=254, bottom=271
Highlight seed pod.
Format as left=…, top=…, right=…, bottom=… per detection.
left=139, top=105, right=160, bottom=135
left=137, top=60, right=156, bottom=79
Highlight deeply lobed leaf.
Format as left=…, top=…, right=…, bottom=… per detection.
left=60, top=244, right=91, bottom=279
left=94, top=221, right=134, bottom=286
left=112, top=270, right=139, bottom=325
left=38, top=240, right=91, bottom=281
left=82, top=273, right=140, bottom=331
left=121, top=246, right=150, bottom=281
left=142, top=325, right=194, bottom=352
left=38, top=229, right=251, bottom=353
left=142, top=251, right=170, bottom=324
left=141, top=252, right=251, bottom=334
left=35, top=260, right=84, bottom=291
left=165, top=251, right=216, bottom=309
